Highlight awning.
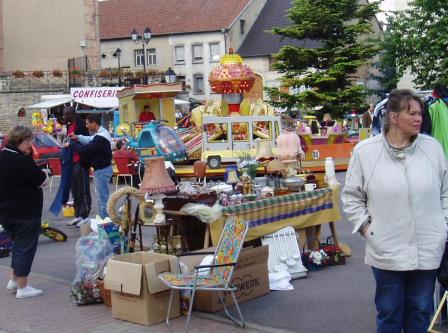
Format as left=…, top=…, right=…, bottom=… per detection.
left=74, top=99, right=119, bottom=109
left=76, top=109, right=117, bottom=114
left=27, top=98, right=73, bottom=109
left=174, top=99, right=190, bottom=105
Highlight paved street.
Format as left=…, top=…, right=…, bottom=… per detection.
left=1, top=173, right=377, bottom=332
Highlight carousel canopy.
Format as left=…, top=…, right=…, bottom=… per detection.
left=209, top=49, right=255, bottom=94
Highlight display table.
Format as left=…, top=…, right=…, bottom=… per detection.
left=210, top=186, right=341, bottom=246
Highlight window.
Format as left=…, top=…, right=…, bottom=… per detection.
left=252, top=121, right=272, bottom=140
left=209, top=42, right=220, bottom=62
left=134, top=49, right=144, bottom=67
left=175, top=45, right=185, bottom=64
left=232, top=122, right=249, bottom=141
left=147, top=48, right=156, bottom=65
left=192, top=44, right=203, bottom=63
left=240, top=19, right=246, bottom=34
left=207, top=123, right=228, bottom=142
left=193, top=74, right=204, bottom=94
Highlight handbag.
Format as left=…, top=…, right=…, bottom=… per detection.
left=437, top=241, right=448, bottom=289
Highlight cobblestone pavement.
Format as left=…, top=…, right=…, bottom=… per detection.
left=0, top=265, right=281, bottom=333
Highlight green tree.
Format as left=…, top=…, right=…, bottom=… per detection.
left=381, top=0, right=448, bottom=88
left=265, top=0, right=381, bottom=119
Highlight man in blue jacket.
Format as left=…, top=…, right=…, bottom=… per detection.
left=69, top=114, right=112, bottom=219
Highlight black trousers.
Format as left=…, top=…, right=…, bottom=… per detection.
left=71, top=163, right=91, bottom=219
left=0, top=217, right=41, bottom=277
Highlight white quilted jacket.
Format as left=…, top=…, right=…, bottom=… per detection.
left=342, top=134, right=448, bottom=270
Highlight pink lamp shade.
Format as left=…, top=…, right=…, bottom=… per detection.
left=139, top=157, right=176, bottom=194
left=276, top=132, right=304, bottom=163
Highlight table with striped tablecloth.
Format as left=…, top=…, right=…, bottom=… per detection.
left=209, top=186, right=341, bottom=246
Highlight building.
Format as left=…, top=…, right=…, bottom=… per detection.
left=0, top=0, right=101, bottom=133
left=99, top=0, right=268, bottom=100
left=0, top=0, right=100, bottom=72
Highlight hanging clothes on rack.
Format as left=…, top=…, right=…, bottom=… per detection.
left=429, top=99, right=448, bottom=158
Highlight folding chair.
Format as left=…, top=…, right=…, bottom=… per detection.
left=159, top=216, right=248, bottom=333
left=47, top=158, right=62, bottom=192
left=113, top=155, right=139, bottom=190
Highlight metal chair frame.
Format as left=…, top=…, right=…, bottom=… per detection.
left=160, top=216, right=248, bottom=333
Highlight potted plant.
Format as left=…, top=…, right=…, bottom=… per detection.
left=12, top=70, right=25, bottom=78
left=52, top=69, right=63, bottom=77
left=98, top=69, right=111, bottom=78
left=123, top=70, right=134, bottom=78
left=70, top=68, right=81, bottom=77
left=32, top=70, right=44, bottom=78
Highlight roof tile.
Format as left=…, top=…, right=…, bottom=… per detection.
left=100, top=0, right=252, bottom=39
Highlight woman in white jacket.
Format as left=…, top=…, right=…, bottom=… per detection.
left=342, top=89, right=448, bottom=333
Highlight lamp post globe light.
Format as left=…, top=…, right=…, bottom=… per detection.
left=113, top=47, right=122, bottom=86
left=164, top=67, right=177, bottom=83
left=131, top=27, right=152, bottom=84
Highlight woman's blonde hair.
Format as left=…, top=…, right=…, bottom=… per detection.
left=383, top=89, right=423, bottom=133
left=8, top=125, right=33, bottom=147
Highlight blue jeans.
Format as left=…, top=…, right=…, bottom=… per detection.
left=94, top=166, right=112, bottom=219
left=372, top=267, right=436, bottom=333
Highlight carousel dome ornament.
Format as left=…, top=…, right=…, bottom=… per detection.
left=209, top=48, right=256, bottom=114
left=209, top=48, right=255, bottom=94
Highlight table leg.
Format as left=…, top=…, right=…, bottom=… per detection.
left=203, top=224, right=210, bottom=249
left=329, top=222, right=340, bottom=248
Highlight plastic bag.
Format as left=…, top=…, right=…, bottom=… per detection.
left=70, top=229, right=114, bottom=305
left=437, top=241, right=448, bottom=289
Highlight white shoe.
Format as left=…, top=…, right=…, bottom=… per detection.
left=76, top=217, right=90, bottom=228
left=16, top=285, right=43, bottom=299
left=67, top=217, right=82, bottom=226
left=6, top=279, right=17, bottom=290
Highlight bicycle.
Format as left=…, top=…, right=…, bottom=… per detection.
left=41, top=222, right=67, bottom=242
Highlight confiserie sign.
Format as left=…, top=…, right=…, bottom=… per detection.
left=70, top=87, right=123, bottom=108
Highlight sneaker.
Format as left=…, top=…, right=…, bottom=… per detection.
left=76, top=217, right=91, bottom=228
left=6, top=279, right=17, bottom=290
left=67, top=217, right=82, bottom=226
left=16, top=285, right=43, bottom=299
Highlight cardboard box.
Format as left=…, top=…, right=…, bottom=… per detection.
left=79, top=223, right=93, bottom=237
left=104, top=252, right=181, bottom=326
left=180, top=245, right=270, bottom=313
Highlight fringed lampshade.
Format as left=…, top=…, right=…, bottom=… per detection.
left=139, top=156, right=176, bottom=225
left=140, top=157, right=176, bottom=194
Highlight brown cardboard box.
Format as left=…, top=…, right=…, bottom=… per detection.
left=180, top=245, right=270, bottom=313
left=104, top=252, right=181, bottom=326
left=79, top=222, right=92, bottom=237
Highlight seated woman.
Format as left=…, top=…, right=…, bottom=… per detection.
left=320, top=113, right=335, bottom=127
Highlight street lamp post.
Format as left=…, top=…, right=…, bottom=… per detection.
left=164, top=67, right=177, bottom=83
left=113, top=48, right=122, bottom=86
left=131, top=27, right=152, bottom=84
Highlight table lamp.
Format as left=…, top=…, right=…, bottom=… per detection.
left=255, top=139, right=275, bottom=162
left=266, top=158, right=285, bottom=189
left=140, top=156, right=176, bottom=224
left=226, top=169, right=239, bottom=189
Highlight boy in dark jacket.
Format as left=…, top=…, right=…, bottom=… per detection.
left=68, top=114, right=112, bottom=219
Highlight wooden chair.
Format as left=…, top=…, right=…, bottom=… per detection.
left=47, top=158, right=62, bottom=192
left=159, top=216, right=248, bottom=333
left=113, top=155, right=139, bottom=190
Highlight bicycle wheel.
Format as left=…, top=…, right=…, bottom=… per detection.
left=42, top=226, right=67, bottom=242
